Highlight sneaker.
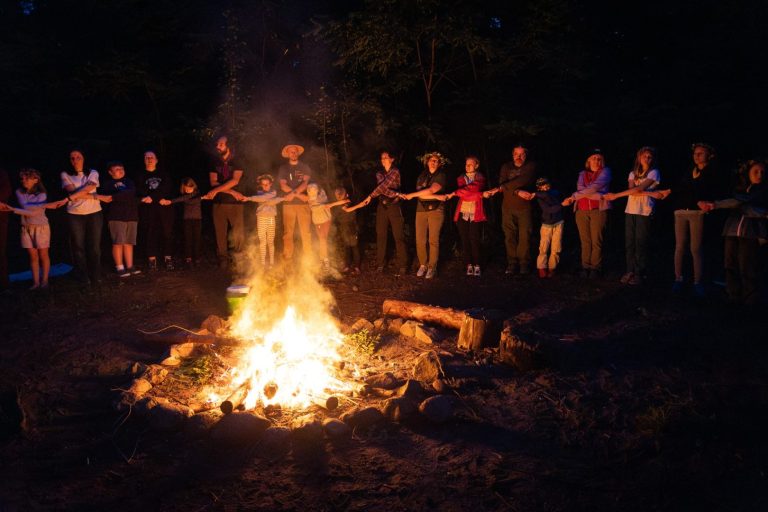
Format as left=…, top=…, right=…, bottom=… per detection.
left=376, top=266, right=385, bottom=273
left=588, top=269, right=600, bottom=279
left=547, top=269, right=556, bottom=278
left=466, top=264, right=474, bottom=276
left=148, top=259, right=158, bottom=272
left=579, top=268, right=589, bottom=278
left=352, top=267, right=361, bottom=275
left=519, top=266, right=530, bottom=276
left=397, top=267, right=407, bottom=277
left=671, top=280, right=683, bottom=294
left=416, top=265, right=427, bottom=277
left=620, top=272, right=634, bottom=284
left=425, top=267, right=436, bottom=279
left=473, top=265, right=481, bottom=277
left=165, top=258, right=174, bottom=271
left=693, top=282, right=706, bottom=297
left=505, top=264, right=517, bottom=275
left=538, top=268, right=548, bottom=278
left=628, top=274, right=642, bottom=285
left=128, top=267, right=142, bottom=276
left=118, top=269, right=131, bottom=278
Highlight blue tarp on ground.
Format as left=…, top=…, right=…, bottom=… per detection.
left=9, top=263, right=73, bottom=282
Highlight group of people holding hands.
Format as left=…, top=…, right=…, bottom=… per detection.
left=0, top=138, right=765, bottom=305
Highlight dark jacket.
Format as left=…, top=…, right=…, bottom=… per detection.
left=535, top=189, right=564, bottom=225
left=715, top=182, right=768, bottom=239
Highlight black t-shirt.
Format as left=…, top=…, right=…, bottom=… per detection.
left=278, top=161, right=312, bottom=205
left=415, top=169, right=447, bottom=212
left=136, top=169, right=173, bottom=203
left=213, top=157, right=244, bottom=204
left=100, top=177, right=139, bottom=221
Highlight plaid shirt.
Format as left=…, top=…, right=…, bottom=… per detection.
left=370, top=167, right=401, bottom=199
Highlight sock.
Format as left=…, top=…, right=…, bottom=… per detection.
left=116, top=265, right=125, bottom=272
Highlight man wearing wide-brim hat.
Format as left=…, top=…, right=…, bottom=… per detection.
left=277, top=144, right=313, bottom=261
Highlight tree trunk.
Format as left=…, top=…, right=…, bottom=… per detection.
left=382, top=299, right=465, bottom=330
left=457, top=310, right=502, bottom=351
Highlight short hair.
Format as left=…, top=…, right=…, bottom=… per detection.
left=19, top=168, right=46, bottom=195
left=106, top=161, right=125, bottom=171
left=465, top=155, right=480, bottom=166
left=257, top=174, right=274, bottom=184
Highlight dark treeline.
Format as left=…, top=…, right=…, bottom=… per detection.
left=1, top=0, right=765, bottom=267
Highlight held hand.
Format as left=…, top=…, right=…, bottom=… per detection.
left=201, top=191, right=216, bottom=200
left=697, top=201, right=715, bottom=212
left=562, top=197, right=575, bottom=206
left=656, top=189, right=672, bottom=200
left=53, top=199, right=69, bottom=208
left=159, top=199, right=171, bottom=206
left=602, top=193, right=616, bottom=201
left=141, top=196, right=153, bottom=204
left=229, top=191, right=245, bottom=201
left=0, top=202, right=11, bottom=212
left=100, top=195, right=113, bottom=203
left=363, top=196, right=372, bottom=206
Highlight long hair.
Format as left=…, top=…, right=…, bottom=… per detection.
left=735, top=159, right=767, bottom=193
left=19, top=168, right=46, bottom=195
left=632, top=146, right=657, bottom=179
left=180, top=177, right=199, bottom=194
left=65, top=148, right=91, bottom=177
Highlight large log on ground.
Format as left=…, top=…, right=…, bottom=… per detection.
left=498, top=321, right=554, bottom=371
left=457, top=309, right=504, bottom=351
left=382, top=299, right=465, bottom=330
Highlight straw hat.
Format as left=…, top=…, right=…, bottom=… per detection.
left=281, top=144, right=305, bottom=158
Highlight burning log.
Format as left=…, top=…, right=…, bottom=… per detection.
left=220, top=381, right=251, bottom=415
left=312, top=395, right=339, bottom=411
left=382, top=299, right=465, bottom=330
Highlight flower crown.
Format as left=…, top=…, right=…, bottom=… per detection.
left=419, top=152, right=450, bottom=167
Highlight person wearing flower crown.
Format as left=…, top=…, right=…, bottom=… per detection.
left=400, top=151, right=448, bottom=279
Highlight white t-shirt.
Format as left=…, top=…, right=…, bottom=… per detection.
left=61, top=170, right=102, bottom=215
left=625, top=168, right=660, bottom=216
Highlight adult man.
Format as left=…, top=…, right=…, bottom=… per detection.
left=497, top=145, right=536, bottom=275
left=203, top=136, right=245, bottom=268
left=359, top=150, right=407, bottom=275
left=278, top=144, right=312, bottom=261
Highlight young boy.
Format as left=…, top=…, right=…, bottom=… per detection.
left=336, top=187, right=361, bottom=274
left=97, top=162, right=141, bottom=277
left=532, top=177, right=564, bottom=278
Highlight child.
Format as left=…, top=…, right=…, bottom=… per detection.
left=297, top=182, right=349, bottom=271
left=161, top=178, right=202, bottom=267
left=336, top=187, right=361, bottom=274
left=241, top=174, right=290, bottom=268
left=0, top=169, right=67, bottom=289
left=97, top=161, right=141, bottom=277
left=531, top=177, right=564, bottom=278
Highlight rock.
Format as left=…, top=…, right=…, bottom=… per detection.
left=373, top=318, right=388, bottom=331
left=365, top=372, right=401, bottom=390
left=419, top=395, right=455, bottom=423
left=388, top=318, right=404, bottom=334
left=130, top=362, right=148, bottom=376
left=133, top=396, right=161, bottom=416
left=168, top=342, right=195, bottom=359
left=498, top=324, right=555, bottom=371
left=341, top=407, right=385, bottom=429
left=114, top=391, right=139, bottom=412
left=395, top=379, right=424, bottom=400
left=185, top=412, right=220, bottom=439
left=399, top=320, right=420, bottom=338
left=148, top=399, right=194, bottom=432
left=412, top=351, right=443, bottom=383
left=200, top=315, right=228, bottom=335
left=160, top=356, right=181, bottom=367
left=399, top=320, right=438, bottom=344
left=291, top=414, right=324, bottom=445
left=128, top=378, right=152, bottom=396
left=382, top=396, right=418, bottom=422
left=348, top=317, right=374, bottom=334
left=259, top=426, right=291, bottom=458
left=432, top=379, right=448, bottom=394
left=211, top=411, right=271, bottom=445
left=322, top=418, right=351, bottom=439
left=139, top=365, right=168, bottom=385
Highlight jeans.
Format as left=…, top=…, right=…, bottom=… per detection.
left=502, top=207, right=532, bottom=269
left=376, top=202, right=407, bottom=268
left=68, top=211, right=103, bottom=282
left=625, top=214, right=651, bottom=275
left=574, top=209, right=607, bottom=270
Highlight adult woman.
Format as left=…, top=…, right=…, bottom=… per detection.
left=61, top=149, right=103, bottom=285
left=562, top=149, right=612, bottom=278
left=604, top=146, right=670, bottom=285
left=699, top=160, right=767, bottom=305
left=442, top=156, right=487, bottom=277
left=670, top=143, right=720, bottom=295
left=137, top=150, right=174, bottom=270
left=401, top=152, right=448, bottom=279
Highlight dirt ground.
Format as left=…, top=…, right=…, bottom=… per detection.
left=1, top=255, right=767, bottom=512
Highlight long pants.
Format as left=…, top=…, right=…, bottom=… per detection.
left=625, top=213, right=651, bottom=275
left=282, top=204, right=312, bottom=259
left=674, top=210, right=705, bottom=283
left=415, top=209, right=445, bottom=268
left=68, top=211, right=103, bottom=283
left=0, top=212, right=8, bottom=289
left=575, top=209, right=607, bottom=270
left=212, top=203, right=244, bottom=258
left=183, top=219, right=202, bottom=261
left=537, top=221, right=563, bottom=270
left=314, top=220, right=331, bottom=260
left=724, top=236, right=761, bottom=305
left=376, top=202, right=407, bottom=268
left=502, top=207, right=532, bottom=269
left=140, top=203, right=174, bottom=259
left=456, top=217, right=482, bottom=266
left=257, top=215, right=276, bottom=266
left=338, top=220, right=360, bottom=268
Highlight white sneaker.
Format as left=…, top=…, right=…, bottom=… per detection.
left=473, top=265, right=481, bottom=277
left=425, top=267, right=436, bottom=279
left=466, top=264, right=474, bottom=276
left=416, top=265, right=427, bottom=277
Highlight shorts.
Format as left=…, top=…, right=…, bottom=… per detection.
left=21, top=224, right=51, bottom=249
left=109, top=221, right=138, bottom=245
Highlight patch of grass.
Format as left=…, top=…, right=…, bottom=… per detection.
left=176, top=354, right=217, bottom=385
left=345, top=329, right=381, bottom=356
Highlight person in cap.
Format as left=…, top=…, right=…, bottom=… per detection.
left=278, top=144, right=312, bottom=261
left=531, top=176, right=564, bottom=278
left=203, top=135, right=246, bottom=269
left=562, top=149, right=612, bottom=278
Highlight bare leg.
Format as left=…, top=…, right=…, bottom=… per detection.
left=39, top=248, right=50, bottom=286
left=112, top=244, right=124, bottom=268
left=123, top=244, right=134, bottom=269
left=28, top=248, right=40, bottom=288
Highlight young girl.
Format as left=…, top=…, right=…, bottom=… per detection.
left=337, top=187, right=362, bottom=274
left=604, top=146, right=670, bottom=285
left=297, top=182, right=349, bottom=271
left=241, top=174, right=290, bottom=268
left=161, top=177, right=202, bottom=267
left=0, top=169, right=66, bottom=289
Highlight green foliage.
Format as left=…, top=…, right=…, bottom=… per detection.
left=177, top=355, right=217, bottom=386
left=345, top=329, right=381, bottom=356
